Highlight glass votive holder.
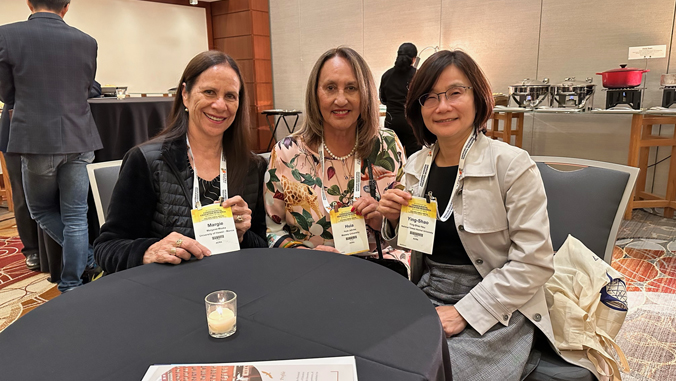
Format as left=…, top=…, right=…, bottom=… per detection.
left=115, top=88, right=126, bottom=100
left=204, top=290, right=237, bottom=338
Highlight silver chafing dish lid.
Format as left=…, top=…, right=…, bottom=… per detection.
left=552, top=77, right=595, bottom=88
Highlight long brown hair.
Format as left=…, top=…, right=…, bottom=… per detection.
left=157, top=50, right=252, bottom=189
left=296, top=46, right=379, bottom=160
left=405, top=50, right=494, bottom=146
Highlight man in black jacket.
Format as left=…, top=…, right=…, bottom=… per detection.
left=0, top=0, right=102, bottom=292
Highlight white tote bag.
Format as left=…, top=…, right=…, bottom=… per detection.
left=545, top=235, right=630, bottom=381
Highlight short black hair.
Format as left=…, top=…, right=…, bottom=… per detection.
left=29, top=0, right=70, bottom=12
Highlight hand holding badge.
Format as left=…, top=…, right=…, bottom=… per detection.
left=187, top=137, right=240, bottom=255
left=330, top=205, right=369, bottom=255
left=397, top=192, right=437, bottom=255
left=320, top=137, right=369, bottom=255
left=393, top=130, right=477, bottom=255
left=191, top=204, right=240, bottom=254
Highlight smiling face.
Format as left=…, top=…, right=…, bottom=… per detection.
left=316, top=56, right=361, bottom=134
left=421, top=64, right=476, bottom=145
left=182, top=64, right=241, bottom=141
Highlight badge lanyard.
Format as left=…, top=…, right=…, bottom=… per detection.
left=416, top=130, right=477, bottom=222
left=319, top=139, right=361, bottom=213
left=186, top=136, right=228, bottom=209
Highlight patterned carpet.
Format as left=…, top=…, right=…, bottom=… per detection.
left=611, top=209, right=676, bottom=381
left=0, top=236, right=58, bottom=333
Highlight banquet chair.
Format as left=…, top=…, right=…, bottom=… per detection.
left=258, top=152, right=271, bottom=164
left=87, top=160, right=122, bottom=227
left=532, top=156, right=639, bottom=264
left=524, top=156, right=638, bottom=381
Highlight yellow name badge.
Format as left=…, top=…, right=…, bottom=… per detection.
left=191, top=204, right=240, bottom=254
left=329, top=206, right=369, bottom=255
left=397, top=196, right=437, bottom=254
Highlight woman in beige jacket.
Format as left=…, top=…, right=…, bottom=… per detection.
left=379, top=50, right=556, bottom=380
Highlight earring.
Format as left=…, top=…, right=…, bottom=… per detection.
left=184, top=107, right=188, bottom=112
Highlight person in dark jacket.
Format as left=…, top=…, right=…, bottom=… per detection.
left=380, top=42, right=421, bottom=157
left=94, top=51, right=267, bottom=274
left=0, top=0, right=101, bottom=293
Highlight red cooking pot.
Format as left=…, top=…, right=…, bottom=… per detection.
left=596, top=64, right=649, bottom=88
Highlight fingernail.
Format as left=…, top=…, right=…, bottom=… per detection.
left=206, top=250, right=212, bottom=256
left=351, top=207, right=354, bottom=212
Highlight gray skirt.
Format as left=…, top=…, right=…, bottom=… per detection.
left=418, top=257, right=537, bottom=381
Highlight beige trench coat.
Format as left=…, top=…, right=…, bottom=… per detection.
left=383, top=132, right=556, bottom=342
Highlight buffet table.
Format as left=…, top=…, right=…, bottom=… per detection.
left=0, top=249, right=452, bottom=381
left=488, top=107, right=528, bottom=148
left=624, top=110, right=676, bottom=219
left=492, top=106, right=676, bottom=219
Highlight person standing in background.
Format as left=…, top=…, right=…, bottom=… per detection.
left=380, top=43, right=422, bottom=157
left=0, top=0, right=102, bottom=293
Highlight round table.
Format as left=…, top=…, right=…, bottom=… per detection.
left=0, top=249, right=451, bottom=380
left=88, top=97, right=174, bottom=162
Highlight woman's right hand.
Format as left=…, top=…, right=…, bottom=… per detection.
left=310, top=245, right=340, bottom=253
left=377, top=188, right=412, bottom=227
left=280, top=238, right=341, bottom=253
left=142, top=232, right=211, bottom=265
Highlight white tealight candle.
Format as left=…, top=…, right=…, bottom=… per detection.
left=207, top=307, right=236, bottom=334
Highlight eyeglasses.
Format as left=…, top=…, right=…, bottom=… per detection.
left=418, top=86, right=472, bottom=108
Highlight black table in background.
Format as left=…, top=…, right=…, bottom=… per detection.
left=88, top=97, right=174, bottom=162
left=0, top=249, right=451, bottom=381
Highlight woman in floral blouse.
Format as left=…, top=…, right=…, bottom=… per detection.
left=265, top=46, right=406, bottom=251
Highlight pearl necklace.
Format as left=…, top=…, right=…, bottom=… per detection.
left=323, top=138, right=358, bottom=161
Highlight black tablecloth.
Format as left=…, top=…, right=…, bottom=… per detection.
left=0, top=249, right=451, bottom=381
left=89, top=97, right=174, bottom=162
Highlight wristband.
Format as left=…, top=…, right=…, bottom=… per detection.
left=282, top=240, right=305, bottom=248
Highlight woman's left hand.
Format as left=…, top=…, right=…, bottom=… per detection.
left=436, top=306, right=468, bottom=337
left=352, top=195, right=382, bottom=231
left=220, top=195, right=251, bottom=243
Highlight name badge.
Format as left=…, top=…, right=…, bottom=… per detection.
left=397, top=196, right=437, bottom=254
left=329, top=206, right=369, bottom=255
left=191, top=204, right=240, bottom=254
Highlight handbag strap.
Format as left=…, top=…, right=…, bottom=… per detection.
left=600, top=334, right=630, bottom=373
left=366, top=159, right=383, bottom=260
left=585, top=348, right=614, bottom=379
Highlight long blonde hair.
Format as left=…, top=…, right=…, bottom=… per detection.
left=297, top=46, right=379, bottom=159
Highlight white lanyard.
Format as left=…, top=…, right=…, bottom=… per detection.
left=186, top=136, right=228, bottom=209
left=416, top=130, right=477, bottom=222
left=319, top=139, right=361, bottom=213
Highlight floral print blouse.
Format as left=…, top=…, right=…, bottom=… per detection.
left=264, top=128, right=406, bottom=248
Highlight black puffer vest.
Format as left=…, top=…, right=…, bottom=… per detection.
left=139, top=137, right=264, bottom=240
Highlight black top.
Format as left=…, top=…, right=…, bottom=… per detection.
left=94, top=137, right=268, bottom=274
left=379, top=66, right=416, bottom=116
left=187, top=158, right=227, bottom=206
left=425, top=162, right=472, bottom=265
left=0, top=249, right=452, bottom=381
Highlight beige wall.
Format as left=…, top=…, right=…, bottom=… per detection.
left=0, top=0, right=209, bottom=93
left=270, top=0, right=676, bottom=197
